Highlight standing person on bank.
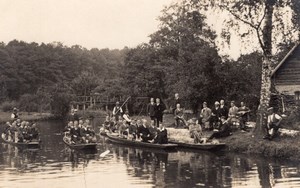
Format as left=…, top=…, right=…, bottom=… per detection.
left=147, top=98, right=156, bottom=124
left=113, top=101, right=123, bottom=121
left=155, top=98, right=166, bottom=127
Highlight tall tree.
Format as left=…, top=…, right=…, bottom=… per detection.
left=148, top=0, right=222, bottom=109
left=191, top=0, right=300, bottom=135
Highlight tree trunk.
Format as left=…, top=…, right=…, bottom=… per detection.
left=254, top=0, right=275, bottom=136
left=254, top=57, right=272, bottom=136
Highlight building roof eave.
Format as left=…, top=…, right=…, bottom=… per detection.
left=271, top=43, right=300, bottom=77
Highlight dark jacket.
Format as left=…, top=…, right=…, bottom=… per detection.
left=155, top=103, right=166, bottom=118
left=219, top=106, right=228, bottom=118
left=147, top=103, right=156, bottom=117
left=137, top=125, right=150, bottom=137
left=154, top=128, right=168, bottom=144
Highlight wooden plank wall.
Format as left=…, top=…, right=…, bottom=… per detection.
left=273, top=45, right=300, bottom=95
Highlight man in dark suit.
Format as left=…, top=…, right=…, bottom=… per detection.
left=155, top=98, right=166, bottom=127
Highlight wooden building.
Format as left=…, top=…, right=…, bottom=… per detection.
left=272, top=43, right=300, bottom=101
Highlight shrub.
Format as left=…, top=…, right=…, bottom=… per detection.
left=0, top=100, right=18, bottom=112
left=19, top=94, right=39, bottom=112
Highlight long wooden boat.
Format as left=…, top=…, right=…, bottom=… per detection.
left=1, top=133, right=40, bottom=148
left=63, top=136, right=97, bottom=150
left=169, top=140, right=226, bottom=151
left=106, top=134, right=178, bottom=150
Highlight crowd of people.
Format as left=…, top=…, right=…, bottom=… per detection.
left=64, top=114, right=97, bottom=144
left=100, top=93, right=284, bottom=144
left=2, top=108, right=39, bottom=143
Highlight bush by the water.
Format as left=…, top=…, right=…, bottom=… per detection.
left=281, top=107, right=300, bottom=130
left=0, top=101, right=18, bottom=112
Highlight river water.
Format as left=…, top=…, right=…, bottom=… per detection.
left=0, top=119, right=300, bottom=188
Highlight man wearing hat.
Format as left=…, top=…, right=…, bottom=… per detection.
left=264, top=107, right=282, bottom=140
left=11, top=107, right=19, bottom=119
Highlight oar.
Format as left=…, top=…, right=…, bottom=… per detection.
left=115, top=96, right=131, bottom=114
left=99, top=150, right=110, bottom=158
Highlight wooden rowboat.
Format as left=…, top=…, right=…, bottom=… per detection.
left=1, top=133, right=40, bottom=148
left=63, top=136, right=97, bottom=150
left=106, top=134, right=177, bottom=150
left=169, top=140, right=226, bottom=151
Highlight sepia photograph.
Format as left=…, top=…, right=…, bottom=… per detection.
left=0, top=0, right=300, bottom=187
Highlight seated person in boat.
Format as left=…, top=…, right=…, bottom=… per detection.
left=118, top=120, right=129, bottom=138
left=174, top=103, right=186, bottom=128
left=28, top=123, right=39, bottom=141
left=102, top=115, right=111, bottom=130
left=64, top=121, right=74, bottom=133
left=123, top=110, right=131, bottom=125
left=20, top=122, right=29, bottom=142
left=70, top=121, right=82, bottom=144
left=80, top=122, right=89, bottom=142
left=84, top=123, right=97, bottom=143
left=153, top=123, right=168, bottom=144
left=16, top=118, right=22, bottom=127
left=189, top=118, right=203, bottom=144
left=148, top=120, right=158, bottom=140
left=137, top=119, right=152, bottom=142
left=135, top=119, right=142, bottom=139
left=128, top=119, right=138, bottom=140
left=209, top=116, right=231, bottom=140
left=78, top=119, right=84, bottom=128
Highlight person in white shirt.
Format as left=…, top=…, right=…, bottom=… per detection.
left=11, top=107, right=19, bottom=119
left=264, top=107, right=282, bottom=140
left=112, top=101, right=123, bottom=121
left=122, top=110, right=131, bottom=125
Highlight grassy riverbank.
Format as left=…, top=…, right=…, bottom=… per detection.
left=167, top=124, right=300, bottom=160
left=132, top=114, right=300, bottom=160
left=0, top=111, right=55, bottom=124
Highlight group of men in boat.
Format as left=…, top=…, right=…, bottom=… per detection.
left=2, top=107, right=39, bottom=143
left=101, top=111, right=168, bottom=144
left=64, top=110, right=97, bottom=144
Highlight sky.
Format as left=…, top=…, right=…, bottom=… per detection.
left=0, top=0, right=173, bottom=49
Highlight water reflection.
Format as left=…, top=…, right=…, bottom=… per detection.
left=0, top=120, right=300, bottom=188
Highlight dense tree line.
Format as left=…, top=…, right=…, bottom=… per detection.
left=1, top=0, right=298, bottom=118
left=0, top=40, right=127, bottom=116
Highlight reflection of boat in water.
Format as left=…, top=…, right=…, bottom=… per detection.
left=63, top=136, right=97, bottom=150
left=169, top=140, right=226, bottom=151
left=106, top=134, right=177, bottom=150
left=1, top=133, right=40, bottom=149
